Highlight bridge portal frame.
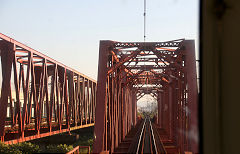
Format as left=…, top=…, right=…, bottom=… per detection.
left=93, top=40, right=198, bottom=153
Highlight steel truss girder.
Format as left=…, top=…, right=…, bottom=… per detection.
left=0, top=33, right=97, bottom=144
left=93, top=39, right=198, bottom=154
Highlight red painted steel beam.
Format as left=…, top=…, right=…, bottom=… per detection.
left=93, top=41, right=112, bottom=153
left=126, top=65, right=171, bottom=69
left=108, top=50, right=140, bottom=75
left=0, top=41, right=14, bottom=141
left=183, top=40, right=198, bottom=153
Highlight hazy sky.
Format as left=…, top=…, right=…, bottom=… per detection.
left=0, top=0, right=199, bottom=80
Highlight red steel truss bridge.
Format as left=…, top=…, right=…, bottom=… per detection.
left=0, top=33, right=96, bottom=144
left=93, top=40, right=198, bottom=154
left=0, top=33, right=198, bottom=153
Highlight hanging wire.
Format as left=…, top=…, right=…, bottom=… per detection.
left=144, top=0, right=146, bottom=42
left=143, top=0, right=148, bottom=96
left=143, top=0, right=147, bottom=67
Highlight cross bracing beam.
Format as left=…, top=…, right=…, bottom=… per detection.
left=126, top=65, right=171, bottom=70
left=113, top=40, right=184, bottom=48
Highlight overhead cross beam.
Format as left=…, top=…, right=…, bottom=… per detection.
left=108, top=50, right=141, bottom=74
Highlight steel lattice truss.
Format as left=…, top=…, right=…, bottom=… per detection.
left=93, top=40, right=198, bottom=153
left=0, top=33, right=97, bottom=144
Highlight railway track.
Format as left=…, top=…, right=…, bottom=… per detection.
left=127, top=117, right=167, bottom=154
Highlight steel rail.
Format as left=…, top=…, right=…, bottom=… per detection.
left=151, top=123, right=167, bottom=153
left=136, top=118, right=159, bottom=154
left=136, top=118, right=146, bottom=153
left=149, top=120, right=158, bottom=154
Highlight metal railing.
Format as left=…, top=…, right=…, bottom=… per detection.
left=66, top=146, right=91, bottom=154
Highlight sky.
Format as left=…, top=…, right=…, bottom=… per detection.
left=0, top=0, right=199, bottom=81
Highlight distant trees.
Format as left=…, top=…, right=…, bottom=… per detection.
left=137, top=102, right=157, bottom=119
